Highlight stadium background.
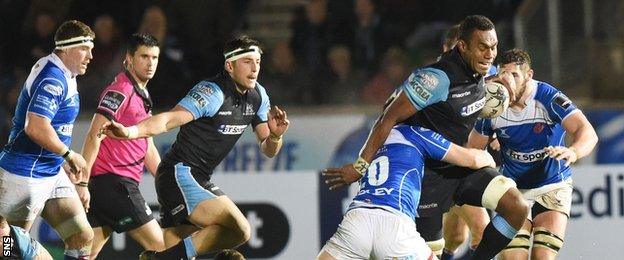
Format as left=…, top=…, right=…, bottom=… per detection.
left=1, top=0, right=623, bottom=259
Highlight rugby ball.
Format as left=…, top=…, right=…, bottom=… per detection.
left=479, top=81, right=509, bottom=118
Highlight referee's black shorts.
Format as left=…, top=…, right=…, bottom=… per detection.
left=87, top=174, right=154, bottom=233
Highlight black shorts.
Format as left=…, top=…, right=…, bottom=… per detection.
left=155, top=161, right=225, bottom=228
left=87, top=174, right=154, bottom=233
left=417, top=166, right=500, bottom=217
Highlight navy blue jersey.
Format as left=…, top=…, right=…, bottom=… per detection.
left=163, top=73, right=270, bottom=176
left=0, top=54, right=80, bottom=178
left=391, top=49, right=486, bottom=172
left=350, top=125, right=450, bottom=220
left=474, top=81, right=578, bottom=189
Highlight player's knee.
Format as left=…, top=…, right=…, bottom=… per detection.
left=505, top=189, right=530, bottom=217
left=54, top=214, right=93, bottom=247
left=236, top=219, right=251, bottom=244
left=66, top=228, right=94, bottom=248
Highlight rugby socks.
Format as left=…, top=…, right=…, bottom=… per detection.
left=64, top=248, right=89, bottom=260
left=472, top=215, right=517, bottom=260
left=441, top=249, right=455, bottom=260
left=154, top=236, right=198, bottom=260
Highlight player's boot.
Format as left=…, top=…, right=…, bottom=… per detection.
left=139, top=250, right=157, bottom=260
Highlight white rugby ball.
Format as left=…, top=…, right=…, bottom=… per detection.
left=479, top=81, right=509, bottom=118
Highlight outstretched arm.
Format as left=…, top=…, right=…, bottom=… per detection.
left=101, top=105, right=194, bottom=139
left=323, top=92, right=417, bottom=190
left=442, top=143, right=496, bottom=169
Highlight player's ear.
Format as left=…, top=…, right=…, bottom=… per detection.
left=224, top=60, right=234, bottom=73
left=457, top=40, right=466, bottom=52
left=527, top=68, right=534, bottom=79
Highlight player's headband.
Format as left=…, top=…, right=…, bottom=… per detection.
left=55, top=36, right=94, bottom=50
left=224, top=45, right=262, bottom=62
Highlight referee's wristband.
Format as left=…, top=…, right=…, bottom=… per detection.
left=76, top=182, right=88, bottom=187
left=352, top=156, right=370, bottom=176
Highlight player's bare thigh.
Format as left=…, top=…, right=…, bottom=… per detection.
left=41, top=197, right=93, bottom=247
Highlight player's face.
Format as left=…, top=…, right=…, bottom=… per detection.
left=499, top=63, right=533, bottom=100
left=460, top=29, right=497, bottom=76
left=229, top=55, right=261, bottom=90
left=63, top=45, right=93, bottom=75
left=128, top=45, right=160, bottom=83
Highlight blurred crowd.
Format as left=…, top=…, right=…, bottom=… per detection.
left=0, top=0, right=523, bottom=145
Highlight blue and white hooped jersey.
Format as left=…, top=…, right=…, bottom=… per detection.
left=0, top=54, right=80, bottom=178
left=350, top=125, right=450, bottom=220
left=474, top=81, right=578, bottom=189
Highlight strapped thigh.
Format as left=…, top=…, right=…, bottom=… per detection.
left=502, top=228, right=531, bottom=253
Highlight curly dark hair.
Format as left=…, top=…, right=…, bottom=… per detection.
left=499, top=49, right=532, bottom=68
left=458, top=15, right=495, bottom=43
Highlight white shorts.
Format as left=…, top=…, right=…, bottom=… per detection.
left=520, top=178, right=573, bottom=218
left=0, top=167, right=77, bottom=221
left=321, top=207, right=433, bottom=260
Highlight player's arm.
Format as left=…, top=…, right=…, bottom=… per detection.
left=25, top=113, right=69, bottom=157
left=80, top=113, right=109, bottom=182
left=361, top=92, right=417, bottom=162
left=144, top=137, right=161, bottom=176
left=466, top=129, right=490, bottom=150
left=255, top=106, right=289, bottom=158
left=442, top=143, right=496, bottom=169
left=102, top=105, right=194, bottom=139
left=546, top=111, right=598, bottom=165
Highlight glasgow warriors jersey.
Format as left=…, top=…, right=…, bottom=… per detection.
left=0, top=54, right=79, bottom=178
left=393, top=49, right=486, bottom=172
left=350, top=125, right=450, bottom=220
left=474, top=81, right=578, bottom=189
left=164, top=73, right=270, bottom=176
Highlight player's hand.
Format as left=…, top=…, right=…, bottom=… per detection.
left=66, top=152, right=87, bottom=177
left=545, top=146, right=578, bottom=166
left=268, top=106, right=290, bottom=137
left=488, top=71, right=517, bottom=103
left=322, top=164, right=363, bottom=191
left=489, top=138, right=500, bottom=151
left=473, top=149, right=496, bottom=169
left=75, top=185, right=90, bottom=213
left=99, top=120, right=129, bottom=139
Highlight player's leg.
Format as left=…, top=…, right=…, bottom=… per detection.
left=214, top=249, right=246, bottom=260
left=42, top=172, right=94, bottom=259
left=374, top=209, right=437, bottom=260
left=454, top=167, right=529, bottom=260
left=529, top=181, right=573, bottom=260
left=89, top=226, right=112, bottom=259
left=417, top=169, right=457, bottom=258
left=442, top=206, right=468, bottom=259
left=499, top=219, right=532, bottom=260
left=162, top=225, right=199, bottom=247
left=42, top=197, right=93, bottom=259
left=145, top=162, right=248, bottom=259
left=458, top=205, right=489, bottom=255
left=1, top=217, right=53, bottom=260
left=317, top=208, right=374, bottom=260
left=0, top=168, right=49, bottom=231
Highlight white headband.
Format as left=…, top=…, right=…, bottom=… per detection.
left=224, top=46, right=262, bottom=62
left=55, top=36, right=94, bottom=50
